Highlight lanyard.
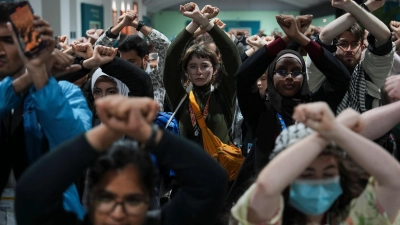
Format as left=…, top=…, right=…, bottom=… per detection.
left=276, top=113, right=287, bottom=131
left=189, top=93, right=211, bottom=136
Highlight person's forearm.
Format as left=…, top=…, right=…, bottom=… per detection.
left=245, top=48, right=255, bottom=58
left=250, top=133, right=328, bottom=221
left=193, top=27, right=206, bottom=38
left=163, top=28, right=192, bottom=109
left=27, top=65, right=48, bottom=91
left=101, top=57, right=153, bottom=98
left=110, top=22, right=125, bottom=36
left=319, top=13, right=357, bottom=45
left=154, top=131, right=228, bottom=225
left=330, top=123, right=400, bottom=188
left=15, top=126, right=117, bottom=225
left=346, top=2, right=390, bottom=46
left=293, top=32, right=311, bottom=47
left=186, top=21, right=200, bottom=34
left=359, top=101, right=400, bottom=140
left=137, top=24, right=153, bottom=37
left=12, top=72, right=32, bottom=94
left=86, top=125, right=122, bottom=151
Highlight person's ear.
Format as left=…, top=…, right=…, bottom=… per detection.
left=144, top=54, right=149, bottom=62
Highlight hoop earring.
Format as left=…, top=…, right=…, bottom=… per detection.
left=211, top=75, right=216, bottom=84
left=185, top=78, right=191, bottom=87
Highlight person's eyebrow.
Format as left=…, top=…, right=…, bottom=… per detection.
left=323, top=165, right=336, bottom=171
left=304, top=168, right=315, bottom=172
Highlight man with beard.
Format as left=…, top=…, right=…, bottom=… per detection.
left=306, top=0, right=395, bottom=114
left=94, top=10, right=170, bottom=111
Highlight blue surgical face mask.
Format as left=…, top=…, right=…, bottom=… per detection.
left=289, top=176, right=343, bottom=215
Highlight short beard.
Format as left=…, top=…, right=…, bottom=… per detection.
left=335, top=54, right=360, bottom=72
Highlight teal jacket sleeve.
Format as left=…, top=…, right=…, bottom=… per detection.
left=0, top=77, right=23, bottom=120
left=30, top=77, right=92, bottom=149
left=30, top=77, right=92, bottom=220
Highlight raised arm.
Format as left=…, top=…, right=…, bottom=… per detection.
left=98, top=95, right=228, bottom=225
left=319, top=0, right=386, bottom=45
left=247, top=131, right=329, bottom=223
left=302, top=103, right=400, bottom=221
left=15, top=96, right=158, bottom=225
left=332, top=0, right=390, bottom=46
left=162, top=4, right=202, bottom=109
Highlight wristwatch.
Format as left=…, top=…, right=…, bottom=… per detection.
left=136, top=21, right=145, bottom=31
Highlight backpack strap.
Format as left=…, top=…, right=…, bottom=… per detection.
left=165, top=94, right=187, bottom=129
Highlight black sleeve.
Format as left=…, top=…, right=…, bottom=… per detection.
left=367, top=33, right=393, bottom=56
left=15, top=134, right=100, bottom=225
left=309, top=45, right=351, bottom=112
left=156, top=132, right=228, bottom=225
left=55, top=57, right=92, bottom=83
left=101, top=57, right=154, bottom=98
left=235, top=47, right=275, bottom=127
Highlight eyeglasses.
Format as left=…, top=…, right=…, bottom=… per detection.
left=336, top=42, right=361, bottom=51
left=274, top=70, right=304, bottom=78
left=187, top=64, right=212, bottom=73
left=92, top=192, right=149, bottom=216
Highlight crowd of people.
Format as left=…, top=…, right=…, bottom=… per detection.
left=1, top=0, right=400, bottom=224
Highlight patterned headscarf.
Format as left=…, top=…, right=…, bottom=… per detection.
left=269, top=123, right=345, bottom=160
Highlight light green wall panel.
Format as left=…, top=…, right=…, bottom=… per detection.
left=312, top=15, right=336, bottom=27
left=153, top=10, right=300, bottom=40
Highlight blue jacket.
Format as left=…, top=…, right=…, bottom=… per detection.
left=0, top=76, right=92, bottom=220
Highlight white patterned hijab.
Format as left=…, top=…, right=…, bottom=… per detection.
left=91, top=68, right=130, bottom=96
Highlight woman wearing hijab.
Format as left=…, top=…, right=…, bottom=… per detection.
left=91, top=68, right=130, bottom=99
left=231, top=102, right=400, bottom=225
left=226, top=15, right=350, bottom=207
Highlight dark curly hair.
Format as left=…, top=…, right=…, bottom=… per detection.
left=282, top=155, right=368, bottom=225
left=88, top=140, right=156, bottom=196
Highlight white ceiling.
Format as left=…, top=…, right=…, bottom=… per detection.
left=143, top=0, right=329, bottom=14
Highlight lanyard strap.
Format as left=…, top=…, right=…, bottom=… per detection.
left=276, top=113, right=287, bottom=131
left=189, top=93, right=211, bottom=126
left=189, top=92, right=211, bottom=136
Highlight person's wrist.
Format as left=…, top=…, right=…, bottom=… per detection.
left=26, top=63, right=46, bottom=74
left=87, top=125, right=122, bottom=152
left=131, top=20, right=139, bottom=28
left=344, top=1, right=359, bottom=13
left=82, top=58, right=99, bottom=69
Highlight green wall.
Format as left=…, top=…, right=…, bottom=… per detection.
left=312, top=15, right=336, bottom=27
left=153, top=10, right=300, bottom=40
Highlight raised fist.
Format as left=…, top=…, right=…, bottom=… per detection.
left=71, top=42, right=93, bottom=59
left=390, top=21, right=400, bottom=37
left=96, top=95, right=159, bottom=142
left=296, top=15, right=313, bottom=34
left=211, top=18, right=226, bottom=29
left=293, top=102, right=336, bottom=136
left=57, top=35, right=69, bottom=50
left=276, top=15, right=300, bottom=39
left=201, top=5, right=219, bottom=19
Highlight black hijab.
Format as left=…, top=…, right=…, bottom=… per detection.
left=266, top=50, right=310, bottom=119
